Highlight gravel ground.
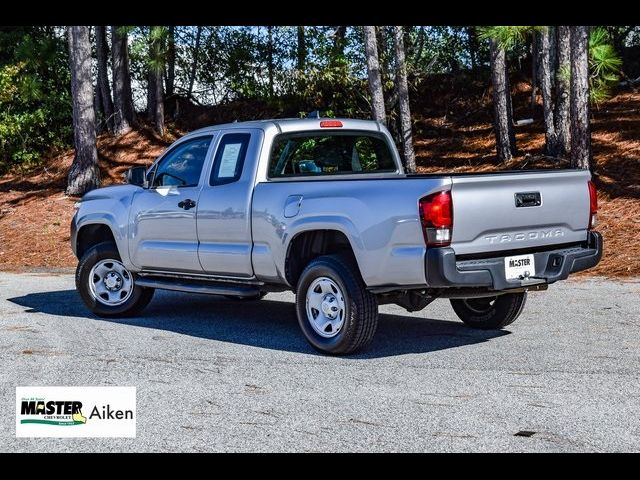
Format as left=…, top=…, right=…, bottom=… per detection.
left=0, top=272, right=639, bottom=452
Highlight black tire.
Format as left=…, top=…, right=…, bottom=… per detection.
left=224, top=291, right=267, bottom=301
left=450, top=292, right=527, bottom=330
left=76, top=241, right=154, bottom=318
left=295, top=254, right=378, bottom=355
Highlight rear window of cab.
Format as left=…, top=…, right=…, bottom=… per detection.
left=269, top=131, right=397, bottom=178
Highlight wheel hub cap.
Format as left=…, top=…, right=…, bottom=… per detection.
left=104, top=272, right=122, bottom=290
left=306, top=277, right=346, bottom=338
left=321, top=295, right=339, bottom=319
left=88, top=259, right=134, bottom=306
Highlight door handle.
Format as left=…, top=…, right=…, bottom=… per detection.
left=178, top=199, right=196, bottom=210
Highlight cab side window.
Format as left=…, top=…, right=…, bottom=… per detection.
left=210, top=133, right=251, bottom=185
left=152, top=136, right=213, bottom=188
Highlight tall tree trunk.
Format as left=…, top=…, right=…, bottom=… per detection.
left=296, top=26, right=306, bottom=71
left=93, top=87, right=103, bottom=134
left=489, top=38, right=514, bottom=162
left=377, top=26, right=393, bottom=86
left=95, top=25, right=114, bottom=133
left=166, top=25, right=175, bottom=97
left=187, top=26, right=203, bottom=99
left=467, top=26, right=478, bottom=70
left=549, top=25, right=557, bottom=85
left=147, top=68, right=156, bottom=121
left=531, top=33, right=538, bottom=112
left=111, top=26, right=136, bottom=134
left=154, top=69, right=164, bottom=136
left=147, top=27, right=155, bottom=120
left=540, top=27, right=557, bottom=156
left=267, top=26, right=274, bottom=97
left=555, top=25, right=571, bottom=158
left=364, top=26, right=386, bottom=125
left=66, top=26, right=99, bottom=196
left=570, top=26, right=591, bottom=169
left=151, top=26, right=165, bottom=136
left=505, top=60, right=516, bottom=153
left=414, top=26, right=426, bottom=65
left=393, top=26, right=416, bottom=173
left=332, top=26, right=347, bottom=63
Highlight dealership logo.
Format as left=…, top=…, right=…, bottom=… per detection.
left=16, top=387, right=136, bottom=438
left=20, top=399, right=88, bottom=426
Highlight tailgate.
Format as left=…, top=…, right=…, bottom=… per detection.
left=450, top=170, right=591, bottom=255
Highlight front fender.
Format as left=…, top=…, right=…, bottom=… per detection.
left=72, top=185, right=137, bottom=269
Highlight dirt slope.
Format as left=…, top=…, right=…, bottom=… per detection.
left=0, top=126, right=178, bottom=270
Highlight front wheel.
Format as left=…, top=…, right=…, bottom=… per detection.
left=295, top=254, right=378, bottom=355
left=76, top=242, right=154, bottom=317
left=450, top=292, right=527, bottom=330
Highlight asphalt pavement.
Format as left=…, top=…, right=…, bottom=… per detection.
left=1, top=271, right=639, bottom=452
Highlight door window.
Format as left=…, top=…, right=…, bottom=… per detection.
left=152, top=136, right=213, bottom=188
left=210, top=133, right=251, bottom=185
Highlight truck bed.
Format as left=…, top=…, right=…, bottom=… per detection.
left=251, top=168, right=592, bottom=288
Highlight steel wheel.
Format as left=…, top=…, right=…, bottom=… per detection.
left=88, top=259, right=134, bottom=306
left=296, top=254, right=378, bottom=354
left=305, top=277, right=346, bottom=338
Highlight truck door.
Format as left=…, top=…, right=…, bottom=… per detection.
left=197, top=129, right=262, bottom=277
left=128, top=134, right=215, bottom=272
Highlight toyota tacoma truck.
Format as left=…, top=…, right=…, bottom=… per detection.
left=71, top=118, right=602, bottom=354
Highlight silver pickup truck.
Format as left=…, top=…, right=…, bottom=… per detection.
left=71, top=118, right=602, bottom=354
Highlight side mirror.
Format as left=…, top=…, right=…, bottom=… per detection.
left=125, top=166, right=149, bottom=188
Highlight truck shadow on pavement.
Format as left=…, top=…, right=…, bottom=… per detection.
left=9, top=289, right=509, bottom=358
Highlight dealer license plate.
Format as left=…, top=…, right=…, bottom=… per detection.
left=504, top=254, right=535, bottom=280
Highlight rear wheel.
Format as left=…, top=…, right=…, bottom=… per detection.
left=450, top=292, right=527, bottom=330
left=295, top=254, right=378, bottom=355
left=76, top=242, right=154, bottom=317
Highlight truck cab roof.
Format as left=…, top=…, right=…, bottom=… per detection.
left=187, top=118, right=384, bottom=137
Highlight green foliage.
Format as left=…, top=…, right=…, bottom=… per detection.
left=148, top=26, right=168, bottom=74
left=0, top=24, right=632, bottom=176
left=589, top=27, right=622, bottom=104
left=479, top=25, right=622, bottom=104
left=407, top=26, right=476, bottom=73
left=296, top=61, right=368, bottom=117
left=0, top=27, right=71, bottom=173
left=478, top=26, right=542, bottom=50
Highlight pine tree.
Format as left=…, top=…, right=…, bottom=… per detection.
left=393, top=26, right=416, bottom=172
left=111, top=26, right=136, bottom=134
left=554, top=25, right=571, bottom=158
left=540, top=27, right=557, bottom=156
left=570, top=26, right=591, bottom=169
left=149, top=26, right=166, bottom=136
left=364, top=26, right=386, bottom=125
left=66, top=26, right=99, bottom=195
left=95, top=26, right=114, bottom=133
left=488, top=37, right=515, bottom=162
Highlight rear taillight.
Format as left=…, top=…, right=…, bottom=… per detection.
left=588, top=180, right=598, bottom=229
left=419, top=190, right=453, bottom=247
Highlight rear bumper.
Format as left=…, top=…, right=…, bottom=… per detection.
left=425, top=231, right=603, bottom=291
